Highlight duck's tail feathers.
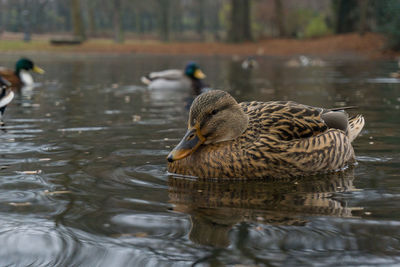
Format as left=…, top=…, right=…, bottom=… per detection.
left=329, top=106, right=358, bottom=111
left=347, top=115, right=365, bottom=142
left=141, top=75, right=152, bottom=85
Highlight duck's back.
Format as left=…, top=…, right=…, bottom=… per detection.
left=240, top=101, right=329, bottom=141
left=148, top=78, right=191, bottom=90
left=168, top=101, right=364, bottom=179
left=0, top=67, right=21, bottom=87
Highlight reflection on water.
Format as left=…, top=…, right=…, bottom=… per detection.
left=169, top=170, right=358, bottom=247
left=0, top=54, right=399, bottom=265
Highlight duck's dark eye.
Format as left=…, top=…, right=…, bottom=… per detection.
left=187, top=133, right=195, bottom=140
left=211, top=109, right=218, bottom=115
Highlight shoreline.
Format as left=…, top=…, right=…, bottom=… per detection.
left=0, top=33, right=397, bottom=59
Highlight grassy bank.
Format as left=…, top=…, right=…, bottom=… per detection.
left=0, top=33, right=394, bottom=58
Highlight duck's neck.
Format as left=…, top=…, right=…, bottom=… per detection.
left=17, top=70, right=34, bottom=85
left=191, top=79, right=205, bottom=95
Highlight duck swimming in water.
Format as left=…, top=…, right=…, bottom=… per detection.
left=0, top=58, right=45, bottom=88
left=241, top=56, right=258, bottom=70
left=141, top=62, right=207, bottom=95
left=167, top=90, right=365, bottom=179
left=0, top=76, right=14, bottom=126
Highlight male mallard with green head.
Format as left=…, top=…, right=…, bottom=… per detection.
left=0, top=58, right=45, bottom=88
left=141, top=62, right=207, bottom=94
left=167, top=90, right=365, bottom=179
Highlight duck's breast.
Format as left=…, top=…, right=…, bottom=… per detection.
left=19, top=70, right=34, bottom=86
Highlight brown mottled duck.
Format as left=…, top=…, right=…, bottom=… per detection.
left=167, top=90, right=365, bottom=179
left=0, top=58, right=45, bottom=88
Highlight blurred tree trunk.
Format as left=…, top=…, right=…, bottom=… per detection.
left=228, top=0, right=252, bottom=43
left=55, top=0, right=71, bottom=32
left=70, top=0, right=85, bottom=39
left=22, top=0, right=31, bottom=42
left=139, top=12, right=146, bottom=35
left=242, top=0, right=252, bottom=40
left=333, top=0, right=358, bottom=33
left=212, top=0, right=221, bottom=41
left=30, top=0, right=49, bottom=33
left=274, top=0, right=286, bottom=37
left=197, top=0, right=205, bottom=40
left=171, top=0, right=183, bottom=38
left=157, top=0, right=170, bottom=42
left=87, top=0, right=97, bottom=37
left=113, top=0, right=124, bottom=43
left=358, top=0, right=368, bottom=35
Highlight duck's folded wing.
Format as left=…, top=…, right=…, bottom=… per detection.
left=149, top=69, right=183, bottom=80
left=243, top=101, right=329, bottom=141
left=282, top=129, right=355, bottom=172
left=0, top=68, right=20, bottom=85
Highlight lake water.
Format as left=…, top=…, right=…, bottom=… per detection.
left=0, top=53, right=399, bottom=266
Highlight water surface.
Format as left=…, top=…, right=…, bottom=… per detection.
left=0, top=54, right=400, bottom=266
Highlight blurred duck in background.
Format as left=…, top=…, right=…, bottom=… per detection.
left=0, top=76, right=14, bottom=126
left=285, top=55, right=327, bottom=67
left=141, top=62, right=208, bottom=95
left=241, top=56, right=258, bottom=70
left=0, top=58, right=45, bottom=88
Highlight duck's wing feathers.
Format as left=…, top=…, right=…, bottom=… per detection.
left=242, top=101, right=330, bottom=141
left=0, top=67, right=21, bottom=86
left=279, top=129, right=356, bottom=174
left=241, top=101, right=364, bottom=175
left=141, top=69, right=184, bottom=84
left=149, top=69, right=183, bottom=79
left=347, top=115, right=365, bottom=142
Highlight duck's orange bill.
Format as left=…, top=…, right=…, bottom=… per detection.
left=167, top=125, right=205, bottom=162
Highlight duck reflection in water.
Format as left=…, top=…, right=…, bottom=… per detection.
left=168, top=169, right=361, bottom=247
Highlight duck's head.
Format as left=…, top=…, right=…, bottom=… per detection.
left=184, top=62, right=206, bottom=80
left=15, top=58, right=45, bottom=74
left=167, top=90, right=248, bottom=162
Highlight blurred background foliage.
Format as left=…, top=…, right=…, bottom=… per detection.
left=0, top=0, right=399, bottom=50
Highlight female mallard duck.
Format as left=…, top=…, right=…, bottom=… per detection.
left=141, top=62, right=207, bottom=94
left=0, top=58, right=45, bottom=88
left=167, top=90, right=365, bottom=179
left=0, top=76, right=14, bottom=125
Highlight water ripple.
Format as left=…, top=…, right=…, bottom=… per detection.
left=357, top=156, right=392, bottom=162
left=57, top=127, right=107, bottom=132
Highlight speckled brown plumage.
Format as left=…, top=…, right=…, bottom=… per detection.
left=167, top=90, right=365, bottom=179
